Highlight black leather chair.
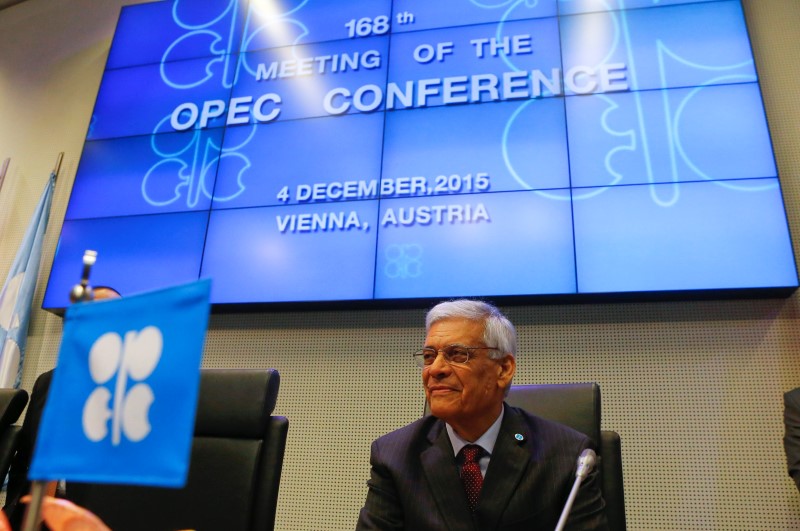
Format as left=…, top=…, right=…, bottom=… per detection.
left=505, top=383, right=626, bottom=531
left=423, top=382, right=626, bottom=530
left=0, top=387, right=29, bottom=482
left=68, top=368, right=289, bottom=531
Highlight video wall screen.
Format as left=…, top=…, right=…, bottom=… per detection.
left=43, top=0, right=798, bottom=309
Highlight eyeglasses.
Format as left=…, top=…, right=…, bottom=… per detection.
left=413, top=345, right=502, bottom=367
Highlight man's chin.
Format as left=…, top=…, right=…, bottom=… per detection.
left=429, top=398, right=458, bottom=420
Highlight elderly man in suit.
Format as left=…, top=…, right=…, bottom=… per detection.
left=784, top=387, right=800, bottom=491
left=357, top=299, right=608, bottom=531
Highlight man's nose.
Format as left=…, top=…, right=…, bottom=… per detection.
left=427, top=351, right=451, bottom=378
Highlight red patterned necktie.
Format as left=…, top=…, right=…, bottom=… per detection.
left=459, top=444, right=484, bottom=511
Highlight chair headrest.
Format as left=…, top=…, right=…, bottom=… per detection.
left=0, top=388, right=29, bottom=427
left=422, top=382, right=602, bottom=446
left=507, top=383, right=601, bottom=446
left=194, top=368, right=280, bottom=438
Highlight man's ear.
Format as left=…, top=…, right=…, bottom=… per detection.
left=497, top=354, right=516, bottom=389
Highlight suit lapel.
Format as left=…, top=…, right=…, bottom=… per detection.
left=476, top=406, right=534, bottom=530
left=421, top=420, right=477, bottom=531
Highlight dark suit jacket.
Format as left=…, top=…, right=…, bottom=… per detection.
left=357, top=405, right=608, bottom=531
left=784, top=387, right=800, bottom=491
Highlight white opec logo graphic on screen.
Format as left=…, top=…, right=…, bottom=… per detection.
left=82, top=326, right=162, bottom=445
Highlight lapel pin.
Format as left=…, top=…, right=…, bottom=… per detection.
left=514, top=433, right=524, bottom=441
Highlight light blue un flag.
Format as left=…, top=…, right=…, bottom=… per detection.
left=0, top=173, right=55, bottom=388
left=30, top=279, right=211, bottom=487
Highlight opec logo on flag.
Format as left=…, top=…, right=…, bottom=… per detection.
left=30, top=279, right=211, bottom=488
left=83, top=325, right=163, bottom=445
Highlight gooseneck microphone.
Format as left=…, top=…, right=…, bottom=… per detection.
left=575, top=448, right=597, bottom=479
left=554, top=448, right=597, bottom=531
left=69, top=249, right=98, bottom=303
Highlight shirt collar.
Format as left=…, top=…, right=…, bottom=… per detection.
left=445, top=404, right=505, bottom=457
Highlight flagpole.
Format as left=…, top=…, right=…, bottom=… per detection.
left=20, top=481, right=46, bottom=531
left=21, top=246, right=95, bottom=531
left=51, top=152, right=63, bottom=183
left=0, top=158, right=9, bottom=195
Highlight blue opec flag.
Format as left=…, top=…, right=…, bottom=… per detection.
left=0, top=172, right=55, bottom=388
left=29, top=279, right=211, bottom=487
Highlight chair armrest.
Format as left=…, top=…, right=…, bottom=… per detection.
left=600, top=430, right=626, bottom=531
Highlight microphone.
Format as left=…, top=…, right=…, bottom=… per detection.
left=69, top=249, right=98, bottom=303
left=575, top=448, right=597, bottom=479
left=554, top=449, right=597, bottom=531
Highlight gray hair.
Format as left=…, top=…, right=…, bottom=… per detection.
left=425, top=299, right=516, bottom=358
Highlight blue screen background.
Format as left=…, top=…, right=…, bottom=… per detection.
left=44, top=0, right=797, bottom=308
left=43, top=213, right=208, bottom=308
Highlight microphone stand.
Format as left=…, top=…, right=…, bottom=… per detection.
left=21, top=248, right=97, bottom=531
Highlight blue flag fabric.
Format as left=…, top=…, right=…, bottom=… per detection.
left=29, top=279, right=211, bottom=488
left=0, top=173, right=55, bottom=388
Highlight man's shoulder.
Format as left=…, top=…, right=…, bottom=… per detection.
left=373, top=415, right=442, bottom=449
left=786, top=387, right=800, bottom=404
left=369, top=415, right=450, bottom=464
